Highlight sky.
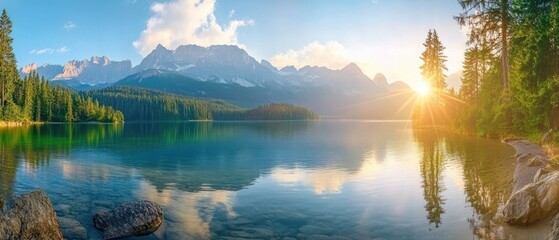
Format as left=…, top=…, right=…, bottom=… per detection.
left=0, top=0, right=467, bottom=89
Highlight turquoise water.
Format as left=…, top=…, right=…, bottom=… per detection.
left=0, top=121, right=516, bottom=239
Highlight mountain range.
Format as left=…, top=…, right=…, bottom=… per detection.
left=20, top=44, right=415, bottom=118
left=21, top=56, right=133, bottom=90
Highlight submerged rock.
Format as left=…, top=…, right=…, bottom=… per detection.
left=54, top=204, right=71, bottom=216
left=58, top=216, right=87, bottom=240
left=0, top=190, right=63, bottom=239
left=93, top=200, right=163, bottom=239
left=503, top=171, right=559, bottom=225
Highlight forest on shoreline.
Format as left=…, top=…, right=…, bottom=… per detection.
left=414, top=1, right=559, bottom=142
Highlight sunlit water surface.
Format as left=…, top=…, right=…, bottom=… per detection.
left=0, top=121, right=521, bottom=239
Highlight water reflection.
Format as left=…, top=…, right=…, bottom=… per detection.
left=0, top=121, right=520, bottom=239
left=414, top=128, right=446, bottom=228
left=136, top=180, right=237, bottom=239
left=270, top=149, right=384, bottom=195
left=443, top=132, right=515, bottom=235
left=0, top=124, right=123, bottom=198
left=413, top=127, right=516, bottom=235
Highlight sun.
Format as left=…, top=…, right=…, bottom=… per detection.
left=415, top=81, right=431, bottom=97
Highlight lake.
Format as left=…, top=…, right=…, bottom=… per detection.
left=0, top=121, right=520, bottom=239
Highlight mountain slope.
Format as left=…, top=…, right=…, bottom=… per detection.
left=20, top=56, right=133, bottom=86
left=21, top=63, right=62, bottom=79
left=113, top=69, right=291, bottom=107
left=133, top=44, right=277, bottom=88
left=133, top=44, right=391, bottom=98
left=337, top=90, right=416, bottom=120
left=22, top=43, right=413, bottom=118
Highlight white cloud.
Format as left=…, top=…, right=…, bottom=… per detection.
left=64, top=21, right=76, bottom=30
left=270, top=41, right=352, bottom=70
left=30, top=48, right=52, bottom=54
left=56, top=46, right=69, bottom=53
left=133, top=0, right=253, bottom=56
left=29, top=47, right=69, bottom=55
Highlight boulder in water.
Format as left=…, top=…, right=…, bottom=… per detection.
left=503, top=171, right=559, bottom=225
left=93, top=200, right=163, bottom=239
left=0, top=190, right=63, bottom=239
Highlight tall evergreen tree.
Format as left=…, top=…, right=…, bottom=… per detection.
left=460, top=45, right=492, bottom=102
left=419, top=29, right=448, bottom=95
left=414, top=29, right=452, bottom=126
left=0, top=9, right=17, bottom=110
left=455, top=0, right=511, bottom=89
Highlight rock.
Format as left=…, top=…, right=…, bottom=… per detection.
left=93, top=200, right=163, bottom=239
left=503, top=172, right=559, bottom=225
left=58, top=216, right=80, bottom=229
left=517, top=153, right=533, bottom=162
left=58, top=217, right=87, bottom=240
left=55, top=204, right=71, bottom=216
left=534, top=168, right=553, bottom=182
left=549, top=212, right=559, bottom=240
left=535, top=172, right=559, bottom=212
left=0, top=190, right=63, bottom=239
left=508, top=140, right=548, bottom=193
left=61, top=226, right=87, bottom=240
left=528, top=155, right=547, bottom=167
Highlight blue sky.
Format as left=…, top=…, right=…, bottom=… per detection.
left=1, top=0, right=467, bottom=88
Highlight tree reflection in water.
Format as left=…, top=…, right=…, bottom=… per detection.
left=444, top=132, right=514, bottom=236
left=413, top=127, right=516, bottom=235
left=414, top=128, right=446, bottom=228
left=0, top=124, right=123, bottom=199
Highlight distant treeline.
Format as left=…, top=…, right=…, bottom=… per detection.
left=239, top=103, right=319, bottom=121
left=84, top=87, right=318, bottom=121
left=4, top=72, right=123, bottom=123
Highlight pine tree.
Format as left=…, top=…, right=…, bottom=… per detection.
left=460, top=46, right=491, bottom=102
left=0, top=9, right=18, bottom=110
left=65, top=91, right=73, bottom=122
left=22, top=73, right=35, bottom=121
left=431, top=30, right=448, bottom=91
left=414, top=29, right=451, bottom=126
left=419, top=29, right=448, bottom=95
left=455, top=0, right=511, bottom=89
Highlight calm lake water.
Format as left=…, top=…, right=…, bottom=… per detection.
left=0, top=121, right=519, bottom=239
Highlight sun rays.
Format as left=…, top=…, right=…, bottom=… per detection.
left=415, top=81, right=432, bottom=97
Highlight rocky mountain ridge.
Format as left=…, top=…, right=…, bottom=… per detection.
left=21, top=56, right=133, bottom=85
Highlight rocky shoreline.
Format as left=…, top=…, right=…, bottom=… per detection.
left=0, top=190, right=163, bottom=240
left=505, top=140, right=548, bottom=193
left=489, top=139, right=559, bottom=239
